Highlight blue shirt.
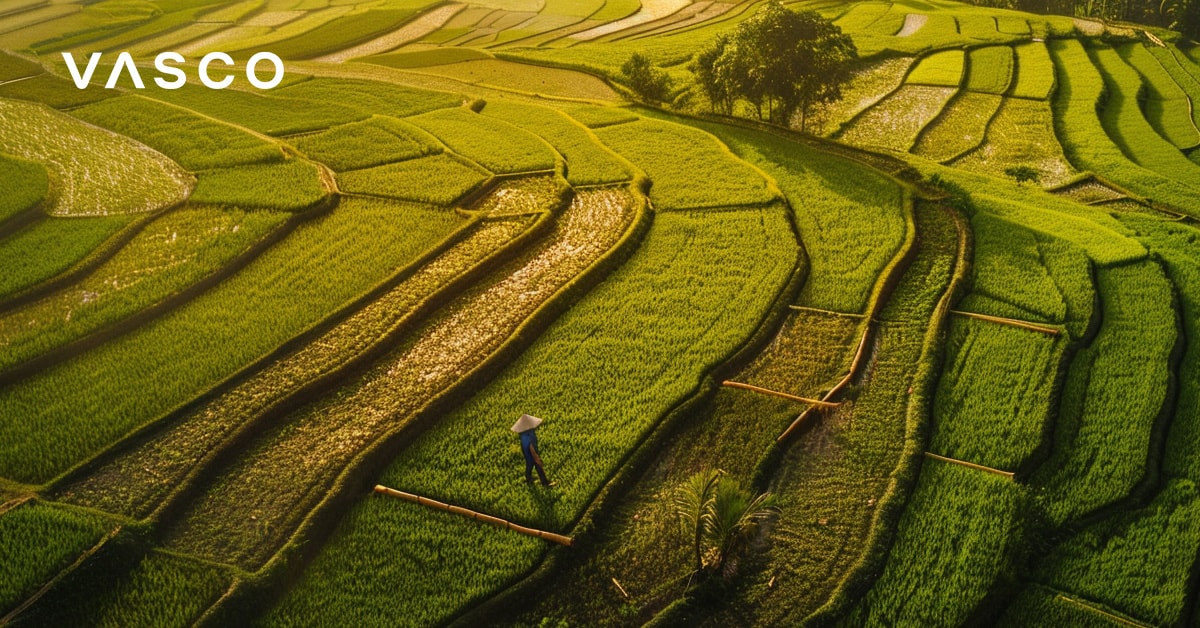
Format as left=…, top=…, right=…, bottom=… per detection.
left=519, top=430, right=538, bottom=462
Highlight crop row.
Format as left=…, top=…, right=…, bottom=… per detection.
left=1032, top=261, right=1176, bottom=527
left=481, top=101, right=634, bottom=186
left=913, top=92, right=1002, bottom=162
left=189, top=160, right=327, bottom=211
left=0, top=97, right=191, bottom=216
left=337, top=153, right=490, bottom=206
left=231, top=3, right=436, bottom=60
left=291, top=115, right=442, bottom=172
left=0, top=205, right=289, bottom=373
left=733, top=203, right=963, bottom=625
left=60, top=209, right=540, bottom=519
left=808, top=57, right=913, bottom=137
left=265, top=203, right=798, bottom=626
left=1090, top=46, right=1200, bottom=189
left=966, top=45, right=1013, bottom=94
left=683, top=117, right=908, bottom=313
left=594, top=116, right=778, bottom=209
left=0, top=214, right=138, bottom=302
left=0, top=198, right=465, bottom=485
left=951, top=98, right=1076, bottom=186
left=407, top=107, right=559, bottom=174
left=1011, top=41, right=1055, bottom=99
left=1118, top=43, right=1200, bottom=149
left=510, top=309, right=861, bottom=624
left=159, top=185, right=633, bottom=570
left=1028, top=217, right=1200, bottom=627
left=1049, top=38, right=1200, bottom=216
left=840, top=84, right=957, bottom=153
left=0, top=500, right=112, bottom=616
left=72, top=95, right=284, bottom=171
left=907, top=49, right=965, bottom=87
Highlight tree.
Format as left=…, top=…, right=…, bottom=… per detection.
left=621, top=53, right=673, bottom=102
left=674, top=469, right=779, bottom=581
left=691, top=1, right=857, bottom=129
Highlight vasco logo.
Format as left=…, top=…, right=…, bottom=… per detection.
left=62, top=51, right=285, bottom=90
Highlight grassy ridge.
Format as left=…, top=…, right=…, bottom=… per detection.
left=408, top=107, right=559, bottom=174
left=189, top=160, right=326, bottom=211
left=482, top=100, right=634, bottom=186
left=337, top=154, right=490, bottom=205
left=0, top=215, right=136, bottom=300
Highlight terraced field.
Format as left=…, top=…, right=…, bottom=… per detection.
left=2, top=0, right=1200, bottom=626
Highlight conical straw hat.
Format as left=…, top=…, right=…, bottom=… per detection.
left=511, top=413, right=543, bottom=433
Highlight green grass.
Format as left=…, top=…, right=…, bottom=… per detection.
left=337, top=154, right=490, bottom=205
left=0, top=502, right=111, bottom=615
left=234, top=4, right=434, bottom=59
left=678, top=117, right=907, bottom=313
left=265, top=206, right=798, bottom=626
left=71, top=95, right=284, bottom=170
left=907, top=49, right=966, bottom=87
left=0, top=215, right=136, bottom=300
left=1148, top=45, right=1200, bottom=133
left=0, top=198, right=463, bottom=484
left=1, top=98, right=191, bottom=217
left=928, top=318, right=1066, bottom=471
left=0, top=152, right=48, bottom=222
left=159, top=184, right=626, bottom=569
left=913, top=92, right=1002, bottom=162
left=0, top=73, right=114, bottom=109
left=273, top=78, right=462, bottom=119
left=952, top=98, right=1075, bottom=186
left=1011, top=41, right=1055, bottom=99
left=407, top=107, right=559, bottom=174
left=190, top=160, right=326, bottom=211
left=594, top=117, right=777, bottom=209
left=970, top=194, right=1146, bottom=266
left=21, top=551, right=231, bottom=628
left=966, top=45, right=1013, bottom=94
left=291, top=116, right=442, bottom=172
left=1091, top=46, right=1200, bottom=189
left=0, top=52, right=42, bottom=82
left=1118, top=44, right=1200, bottom=149
left=957, top=212, right=1071, bottom=324
left=480, top=100, right=633, bottom=185
left=0, top=206, right=288, bottom=372
left=130, top=83, right=365, bottom=136
left=840, top=85, right=958, bottom=152
left=1032, top=261, right=1176, bottom=527
left=561, top=104, right=639, bottom=128
left=844, top=464, right=1027, bottom=626
left=1050, top=39, right=1200, bottom=215
left=59, top=213, right=536, bottom=519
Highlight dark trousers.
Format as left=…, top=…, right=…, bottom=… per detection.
left=525, top=457, right=550, bottom=485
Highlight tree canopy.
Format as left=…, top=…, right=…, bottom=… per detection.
left=690, top=1, right=857, bottom=129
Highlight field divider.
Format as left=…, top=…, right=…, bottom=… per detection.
left=373, top=485, right=574, bottom=547
left=923, top=451, right=1016, bottom=479
left=0, top=523, right=122, bottom=626
left=0, top=493, right=33, bottom=516
left=787, top=305, right=867, bottom=318
left=1054, top=593, right=1152, bottom=627
left=949, top=309, right=1061, bottom=334
left=721, top=381, right=840, bottom=408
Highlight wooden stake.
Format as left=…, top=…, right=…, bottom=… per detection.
left=924, top=452, right=1015, bottom=479
left=1055, top=594, right=1151, bottom=627
left=721, top=381, right=840, bottom=408
left=374, top=485, right=574, bottom=547
left=950, top=310, right=1060, bottom=335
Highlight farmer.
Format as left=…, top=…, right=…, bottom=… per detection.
left=512, top=413, right=554, bottom=487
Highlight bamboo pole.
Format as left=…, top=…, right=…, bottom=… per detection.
left=374, top=485, right=574, bottom=547
left=612, top=578, right=630, bottom=599
left=950, top=310, right=1061, bottom=335
left=923, top=452, right=1015, bottom=479
left=786, top=305, right=867, bottom=319
left=1055, top=594, right=1151, bottom=627
left=721, top=381, right=841, bottom=408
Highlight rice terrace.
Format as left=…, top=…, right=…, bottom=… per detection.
left=2, top=0, right=1200, bottom=624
